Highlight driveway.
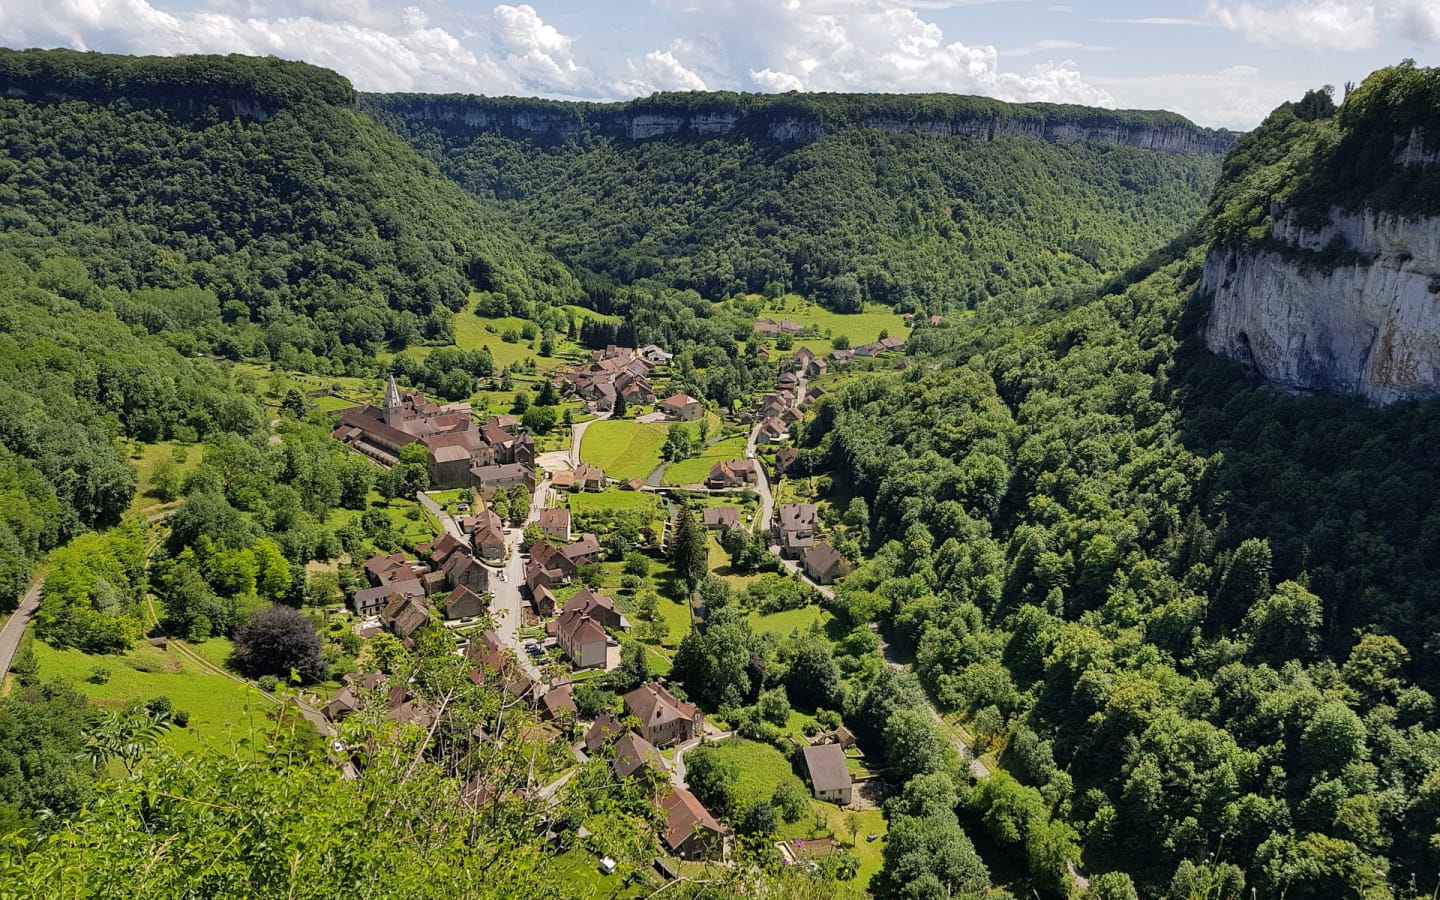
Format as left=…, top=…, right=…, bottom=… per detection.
left=0, top=576, right=43, bottom=680
left=417, top=491, right=465, bottom=541
left=569, top=409, right=611, bottom=466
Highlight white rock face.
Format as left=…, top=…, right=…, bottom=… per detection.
left=1203, top=206, right=1440, bottom=403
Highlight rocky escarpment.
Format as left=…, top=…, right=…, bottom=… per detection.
left=368, top=95, right=1235, bottom=156
left=1203, top=205, right=1440, bottom=403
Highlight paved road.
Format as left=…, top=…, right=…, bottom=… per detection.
left=0, top=577, right=43, bottom=680
left=669, top=725, right=735, bottom=789
left=417, top=491, right=466, bottom=541
left=569, top=408, right=611, bottom=466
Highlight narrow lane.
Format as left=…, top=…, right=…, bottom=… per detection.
left=0, top=577, right=42, bottom=680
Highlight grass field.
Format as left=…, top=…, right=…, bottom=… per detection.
left=709, top=738, right=800, bottom=808
left=313, top=394, right=357, bottom=412
left=707, top=737, right=887, bottom=887
left=822, top=805, right=888, bottom=886
left=399, top=294, right=620, bottom=371
left=122, top=441, right=202, bottom=517
left=568, top=490, right=659, bottom=513
left=746, top=604, right=833, bottom=637
left=734, top=295, right=909, bottom=356
left=32, top=639, right=266, bottom=755
left=579, top=420, right=671, bottom=482
left=662, top=436, right=749, bottom=486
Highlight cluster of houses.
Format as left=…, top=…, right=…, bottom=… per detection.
left=352, top=531, right=494, bottom=634
left=331, top=376, right=537, bottom=495
left=774, top=503, right=851, bottom=585
left=584, top=683, right=724, bottom=860
left=563, top=345, right=671, bottom=413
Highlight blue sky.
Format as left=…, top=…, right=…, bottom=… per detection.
left=1, top=0, right=1436, bottom=129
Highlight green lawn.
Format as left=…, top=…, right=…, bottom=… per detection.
left=547, top=847, right=655, bottom=898
left=822, top=805, right=888, bottom=886
left=313, top=394, right=357, bottom=412
left=746, top=604, right=833, bottom=637
left=706, top=737, right=887, bottom=888
left=121, top=441, right=202, bottom=517
left=397, top=294, right=620, bottom=372
left=662, top=436, right=750, bottom=486
left=708, top=738, right=799, bottom=808
left=579, top=420, right=671, bottom=482
left=32, top=639, right=267, bottom=755
left=568, top=490, right=659, bottom=513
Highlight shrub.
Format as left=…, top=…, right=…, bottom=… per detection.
left=87, top=666, right=111, bottom=684
left=257, top=675, right=280, bottom=693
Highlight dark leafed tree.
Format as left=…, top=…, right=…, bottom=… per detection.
left=231, top=605, right=327, bottom=683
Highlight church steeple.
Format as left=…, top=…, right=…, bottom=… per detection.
left=383, top=374, right=403, bottom=428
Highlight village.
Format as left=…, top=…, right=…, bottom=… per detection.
left=317, top=320, right=912, bottom=880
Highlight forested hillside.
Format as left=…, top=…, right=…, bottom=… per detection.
left=788, top=64, right=1440, bottom=898
left=373, top=98, right=1222, bottom=312
left=0, top=50, right=577, bottom=369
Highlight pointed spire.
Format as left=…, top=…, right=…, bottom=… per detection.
left=384, top=374, right=401, bottom=409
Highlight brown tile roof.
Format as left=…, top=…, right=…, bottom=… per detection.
left=539, top=508, right=569, bottom=531
left=801, top=742, right=852, bottom=794
left=613, top=732, right=666, bottom=779
left=559, top=533, right=602, bottom=561
left=584, top=711, right=625, bottom=752
left=804, top=542, right=846, bottom=576
left=658, top=787, right=723, bottom=851
left=541, top=683, right=577, bottom=719
left=381, top=594, right=431, bottom=639
left=623, top=683, right=696, bottom=733
left=702, top=506, right=740, bottom=529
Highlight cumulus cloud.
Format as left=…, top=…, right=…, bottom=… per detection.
left=491, top=4, right=592, bottom=92
left=0, top=0, right=531, bottom=93
left=1205, top=0, right=1440, bottom=50
left=735, top=0, right=1113, bottom=105
left=614, top=45, right=709, bottom=95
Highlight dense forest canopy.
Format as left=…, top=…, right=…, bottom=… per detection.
left=376, top=113, right=1221, bottom=312
left=0, top=48, right=355, bottom=109
left=1208, top=60, right=1440, bottom=246
left=0, top=48, right=578, bottom=367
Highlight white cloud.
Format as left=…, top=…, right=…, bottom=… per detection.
left=491, top=3, right=592, bottom=92
left=729, top=0, right=1114, bottom=105
left=614, top=47, right=709, bottom=94
left=1091, top=64, right=1307, bottom=130
left=1205, top=0, right=1440, bottom=50
left=0, top=0, right=532, bottom=93
left=1001, top=39, right=1111, bottom=57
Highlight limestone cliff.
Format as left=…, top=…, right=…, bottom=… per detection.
left=1202, top=206, right=1440, bottom=403
left=367, top=94, right=1234, bottom=156
left=1198, top=64, right=1440, bottom=403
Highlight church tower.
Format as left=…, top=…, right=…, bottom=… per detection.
left=382, top=374, right=403, bottom=429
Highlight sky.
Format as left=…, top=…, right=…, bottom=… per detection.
left=0, top=0, right=1437, bottom=129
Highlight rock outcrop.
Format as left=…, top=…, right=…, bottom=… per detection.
left=1203, top=205, right=1440, bottom=403
left=369, top=95, right=1235, bottom=156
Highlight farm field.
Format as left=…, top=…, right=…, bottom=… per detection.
left=398, top=295, right=622, bottom=370
left=662, top=436, right=749, bottom=486
left=31, top=639, right=266, bottom=755
left=578, top=420, right=670, bottom=482
left=734, top=295, right=909, bottom=356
